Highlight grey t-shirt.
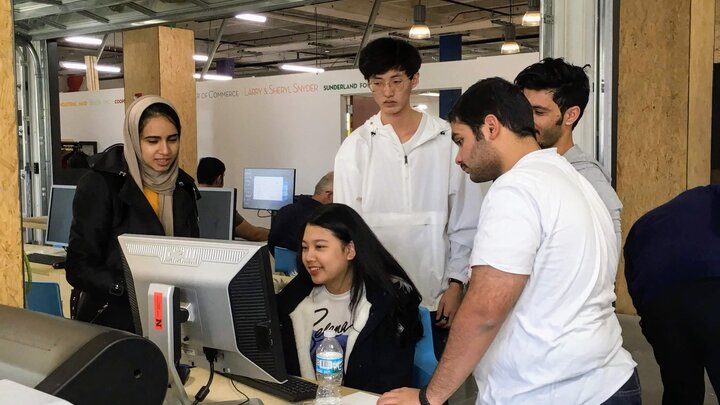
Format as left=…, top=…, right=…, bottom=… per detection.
left=563, top=145, right=623, bottom=248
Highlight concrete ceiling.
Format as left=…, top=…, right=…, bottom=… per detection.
left=13, top=0, right=539, bottom=79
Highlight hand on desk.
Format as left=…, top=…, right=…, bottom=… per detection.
left=376, top=387, right=421, bottom=405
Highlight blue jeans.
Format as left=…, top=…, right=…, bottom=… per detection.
left=601, top=368, right=642, bottom=405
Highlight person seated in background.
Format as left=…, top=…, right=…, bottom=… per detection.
left=196, top=156, right=269, bottom=241
left=268, top=171, right=334, bottom=255
left=276, top=203, right=422, bottom=394
left=624, top=185, right=720, bottom=405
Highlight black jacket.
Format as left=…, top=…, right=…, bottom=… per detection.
left=268, top=195, right=322, bottom=255
left=66, top=144, right=199, bottom=332
left=276, top=273, right=421, bottom=394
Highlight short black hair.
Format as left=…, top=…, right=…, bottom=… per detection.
left=448, top=77, right=536, bottom=140
left=196, top=157, right=225, bottom=185
left=358, top=37, right=421, bottom=80
left=514, top=57, right=590, bottom=129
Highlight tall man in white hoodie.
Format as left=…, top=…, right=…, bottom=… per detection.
left=334, top=37, right=482, bottom=356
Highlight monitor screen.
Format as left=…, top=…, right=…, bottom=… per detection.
left=46, top=185, right=77, bottom=248
left=197, top=187, right=236, bottom=240
left=242, top=168, right=295, bottom=211
left=120, top=234, right=288, bottom=384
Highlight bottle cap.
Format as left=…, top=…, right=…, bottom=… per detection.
left=323, top=330, right=337, bottom=338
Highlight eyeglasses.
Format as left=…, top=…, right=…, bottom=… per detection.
left=368, top=76, right=411, bottom=92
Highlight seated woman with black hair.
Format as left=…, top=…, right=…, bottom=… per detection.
left=276, top=203, right=423, bottom=394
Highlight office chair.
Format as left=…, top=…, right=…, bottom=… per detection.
left=412, top=306, right=438, bottom=388
left=274, top=247, right=298, bottom=276
left=25, top=281, right=63, bottom=317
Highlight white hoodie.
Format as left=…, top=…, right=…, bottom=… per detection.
left=334, top=111, right=483, bottom=309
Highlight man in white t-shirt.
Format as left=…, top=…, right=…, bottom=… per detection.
left=378, top=78, right=638, bottom=405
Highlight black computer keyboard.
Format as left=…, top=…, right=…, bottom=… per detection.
left=224, top=374, right=317, bottom=402
left=27, top=253, right=66, bottom=269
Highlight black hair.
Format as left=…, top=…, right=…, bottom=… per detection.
left=296, top=203, right=422, bottom=346
left=358, top=37, right=422, bottom=80
left=139, top=102, right=182, bottom=136
left=514, top=57, right=590, bottom=129
left=448, top=77, right=536, bottom=140
left=196, top=157, right=225, bottom=185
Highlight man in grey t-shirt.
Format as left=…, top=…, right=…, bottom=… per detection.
left=515, top=58, right=622, bottom=246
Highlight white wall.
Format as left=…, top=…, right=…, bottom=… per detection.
left=59, top=53, right=539, bottom=226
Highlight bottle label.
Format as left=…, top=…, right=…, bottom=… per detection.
left=316, top=352, right=343, bottom=375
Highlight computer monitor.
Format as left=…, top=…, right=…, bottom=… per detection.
left=197, top=187, right=236, bottom=240
left=46, top=185, right=77, bottom=248
left=242, top=168, right=295, bottom=211
left=119, top=234, right=287, bottom=402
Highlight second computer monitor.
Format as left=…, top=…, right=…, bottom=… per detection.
left=46, top=185, right=77, bottom=248
left=242, top=168, right=295, bottom=211
left=197, top=187, right=236, bottom=240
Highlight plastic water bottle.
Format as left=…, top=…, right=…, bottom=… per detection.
left=315, top=330, right=343, bottom=405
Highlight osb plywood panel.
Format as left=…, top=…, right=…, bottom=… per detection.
left=715, top=0, right=720, bottom=62
left=158, top=27, right=197, bottom=180
left=0, top=2, right=23, bottom=308
left=616, top=0, right=691, bottom=314
left=123, top=27, right=161, bottom=106
left=687, top=0, right=714, bottom=187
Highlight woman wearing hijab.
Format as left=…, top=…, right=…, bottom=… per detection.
left=66, top=95, right=199, bottom=333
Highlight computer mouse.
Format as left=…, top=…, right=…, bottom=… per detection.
left=245, top=399, right=264, bottom=405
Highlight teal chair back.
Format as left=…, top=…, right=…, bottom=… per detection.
left=25, top=281, right=63, bottom=317
left=274, top=247, right=298, bottom=276
left=412, top=306, right=438, bottom=388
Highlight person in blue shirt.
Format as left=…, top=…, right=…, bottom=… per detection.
left=624, top=185, right=720, bottom=404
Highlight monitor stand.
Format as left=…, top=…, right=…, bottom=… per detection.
left=146, top=283, right=264, bottom=405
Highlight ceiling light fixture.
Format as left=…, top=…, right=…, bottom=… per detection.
left=280, top=64, right=324, bottom=74
left=522, top=0, right=541, bottom=27
left=193, top=73, right=232, bottom=81
left=419, top=92, right=440, bottom=97
left=60, top=61, right=121, bottom=73
left=193, top=54, right=209, bottom=62
left=65, top=36, right=102, bottom=45
left=130, top=19, right=167, bottom=26
left=500, top=25, right=520, bottom=54
left=414, top=104, right=429, bottom=110
left=235, top=13, right=267, bottom=23
left=408, top=2, right=431, bottom=40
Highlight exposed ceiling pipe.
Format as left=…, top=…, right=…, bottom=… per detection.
left=201, top=18, right=228, bottom=79
left=268, top=11, right=365, bottom=33
left=353, top=0, right=382, bottom=68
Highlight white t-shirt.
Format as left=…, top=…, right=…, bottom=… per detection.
left=310, top=286, right=353, bottom=365
left=470, top=148, right=635, bottom=404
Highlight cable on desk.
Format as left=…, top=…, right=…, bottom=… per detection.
left=229, top=377, right=251, bottom=405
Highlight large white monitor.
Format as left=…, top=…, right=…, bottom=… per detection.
left=196, top=187, right=236, bottom=240
left=242, top=168, right=295, bottom=211
left=119, top=234, right=287, bottom=401
left=45, top=185, right=76, bottom=248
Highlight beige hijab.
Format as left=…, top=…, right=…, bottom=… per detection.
left=123, top=95, right=180, bottom=236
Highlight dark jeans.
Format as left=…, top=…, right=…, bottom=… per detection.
left=429, top=311, right=450, bottom=361
left=638, top=278, right=720, bottom=405
left=601, top=368, right=641, bottom=405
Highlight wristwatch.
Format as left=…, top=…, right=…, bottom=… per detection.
left=419, top=386, right=431, bottom=405
left=448, top=278, right=464, bottom=287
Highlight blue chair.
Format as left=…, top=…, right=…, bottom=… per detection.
left=412, top=306, right=438, bottom=388
left=274, top=247, right=298, bottom=276
left=25, top=281, right=63, bottom=317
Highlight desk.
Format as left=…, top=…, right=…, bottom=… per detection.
left=24, top=244, right=71, bottom=317
left=185, top=368, right=362, bottom=405
left=22, top=216, right=48, bottom=230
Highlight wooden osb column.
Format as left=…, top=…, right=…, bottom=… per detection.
left=123, top=26, right=197, bottom=178
left=615, top=0, right=715, bottom=314
left=0, top=2, right=23, bottom=308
